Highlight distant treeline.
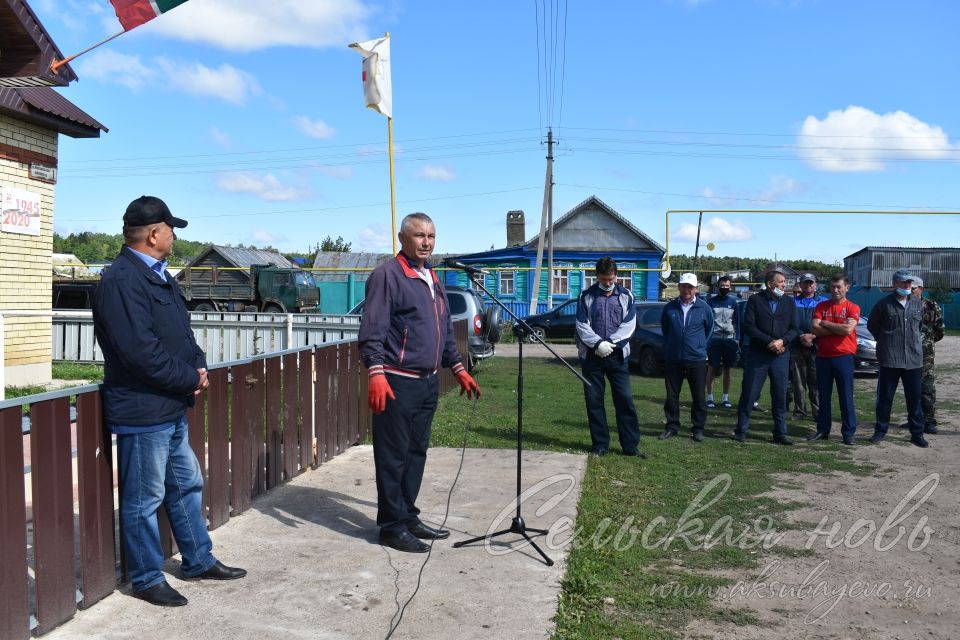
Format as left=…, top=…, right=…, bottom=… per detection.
left=52, top=233, right=351, bottom=267
left=667, top=254, right=843, bottom=282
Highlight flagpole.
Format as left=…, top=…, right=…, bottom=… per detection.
left=387, top=116, right=398, bottom=255
left=50, top=29, right=125, bottom=74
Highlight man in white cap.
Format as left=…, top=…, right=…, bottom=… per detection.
left=659, top=273, right=713, bottom=441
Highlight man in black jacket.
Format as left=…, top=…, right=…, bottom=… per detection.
left=93, top=196, right=246, bottom=607
left=734, top=270, right=799, bottom=444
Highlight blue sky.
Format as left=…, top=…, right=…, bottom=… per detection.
left=32, top=0, right=960, bottom=264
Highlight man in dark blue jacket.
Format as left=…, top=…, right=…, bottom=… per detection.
left=93, top=196, right=245, bottom=608
left=660, top=273, right=713, bottom=442
left=735, top=270, right=799, bottom=445
left=359, top=212, right=480, bottom=553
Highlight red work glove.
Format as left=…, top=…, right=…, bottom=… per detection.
left=368, top=374, right=396, bottom=414
left=455, top=371, right=481, bottom=400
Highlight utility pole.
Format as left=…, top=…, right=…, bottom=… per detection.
left=529, top=127, right=555, bottom=315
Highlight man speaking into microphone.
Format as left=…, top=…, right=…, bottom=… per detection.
left=359, top=212, right=481, bottom=553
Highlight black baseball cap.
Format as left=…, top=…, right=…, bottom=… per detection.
left=123, top=196, right=188, bottom=228
left=800, top=273, right=816, bottom=282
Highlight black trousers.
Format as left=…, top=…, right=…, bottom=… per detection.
left=663, top=360, right=708, bottom=433
left=371, top=373, right=438, bottom=535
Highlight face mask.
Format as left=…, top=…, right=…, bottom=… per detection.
left=896, top=287, right=912, bottom=297
left=718, top=288, right=730, bottom=296
left=598, top=281, right=615, bottom=292
left=771, top=287, right=785, bottom=299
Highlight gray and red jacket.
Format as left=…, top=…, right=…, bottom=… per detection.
left=359, top=252, right=465, bottom=379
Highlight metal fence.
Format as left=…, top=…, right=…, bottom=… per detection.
left=51, top=312, right=363, bottom=365
left=0, top=322, right=466, bottom=639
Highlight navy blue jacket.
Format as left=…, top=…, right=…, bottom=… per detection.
left=358, top=253, right=465, bottom=378
left=93, top=246, right=206, bottom=426
left=660, top=297, right=713, bottom=362
left=742, top=291, right=799, bottom=355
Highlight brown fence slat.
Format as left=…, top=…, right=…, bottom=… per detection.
left=0, top=407, right=29, bottom=640
left=314, top=347, right=330, bottom=464
left=207, top=369, right=229, bottom=529
left=230, top=362, right=253, bottom=515
left=346, top=342, right=359, bottom=445
left=358, top=366, right=371, bottom=442
left=265, top=357, right=282, bottom=489
left=282, top=352, right=299, bottom=480
left=30, top=398, right=77, bottom=634
left=186, top=393, right=207, bottom=520
left=336, top=343, right=348, bottom=455
left=75, top=392, right=116, bottom=609
left=251, top=359, right=267, bottom=497
left=298, top=349, right=314, bottom=470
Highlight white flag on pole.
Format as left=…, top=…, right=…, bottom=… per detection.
left=349, top=36, right=392, bottom=119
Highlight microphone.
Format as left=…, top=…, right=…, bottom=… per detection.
left=444, top=258, right=490, bottom=276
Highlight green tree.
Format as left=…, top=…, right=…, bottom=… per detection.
left=926, top=272, right=954, bottom=304
left=319, top=235, right=351, bottom=252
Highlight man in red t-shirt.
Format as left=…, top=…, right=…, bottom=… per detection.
left=806, top=274, right=860, bottom=445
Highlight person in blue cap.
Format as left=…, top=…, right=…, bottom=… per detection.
left=867, top=269, right=928, bottom=447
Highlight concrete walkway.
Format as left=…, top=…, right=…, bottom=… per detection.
left=45, top=445, right=587, bottom=640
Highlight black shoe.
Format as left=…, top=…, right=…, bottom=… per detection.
left=805, top=432, right=829, bottom=442
left=772, top=436, right=794, bottom=446
left=133, top=581, right=188, bottom=607
left=911, top=436, right=930, bottom=448
left=379, top=529, right=430, bottom=553
left=792, top=412, right=806, bottom=420
left=185, top=560, right=247, bottom=581
left=692, top=431, right=704, bottom=442
left=842, top=437, right=855, bottom=446
left=924, top=425, right=938, bottom=435
left=622, top=449, right=647, bottom=459
left=591, top=448, right=608, bottom=457
left=898, top=422, right=909, bottom=429
left=753, top=403, right=766, bottom=412
left=732, top=431, right=746, bottom=442
left=869, top=433, right=885, bottom=444
left=658, top=429, right=678, bottom=440
left=408, top=522, right=450, bottom=540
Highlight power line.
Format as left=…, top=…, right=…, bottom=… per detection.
left=533, top=0, right=543, bottom=131
left=556, top=0, right=569, bottom=134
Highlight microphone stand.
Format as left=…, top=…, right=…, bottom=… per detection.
left=450, top=268, right=589, bottom=566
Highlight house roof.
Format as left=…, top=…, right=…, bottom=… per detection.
left=525, top=195, right=665, bottom=253
left=311, top=251, right=459, bottom=270
left=0, top=0, right=77, bottom=87
left=0, top=87, right=106, bottom=137
left=185, top=244, right=295, bottom=270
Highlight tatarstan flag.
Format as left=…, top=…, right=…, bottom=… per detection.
left=110, top=0, right=190, bottom=31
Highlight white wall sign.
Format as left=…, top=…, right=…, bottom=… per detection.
left=29, top=163, right=57, bottom=183
left=1, top=186, right=42, bottom=236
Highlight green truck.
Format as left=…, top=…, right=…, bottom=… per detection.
left=178, top=263, right=319, bottom=313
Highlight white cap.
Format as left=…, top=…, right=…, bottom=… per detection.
left=678, top=273, right=698, bottom=287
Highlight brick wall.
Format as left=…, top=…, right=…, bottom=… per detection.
left=1, top=114, right=57, bottom=387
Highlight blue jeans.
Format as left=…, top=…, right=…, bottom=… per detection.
left=815, top=355, right=857, bottom=440
left=875, top=367, right=924, bottom=437
left=736, top=350, right=790, bottom=437
left=581, top=352, right=640, bottom=453
left=117, top=418, right=215, bottom=591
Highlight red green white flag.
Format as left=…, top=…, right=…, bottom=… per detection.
left=110, top=0, right=190, bottom=31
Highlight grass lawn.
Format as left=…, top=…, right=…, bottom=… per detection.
left=432, top=355, right=885, bottom=639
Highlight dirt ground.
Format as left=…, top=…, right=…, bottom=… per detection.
left=683, top=336, right=960, bottom=640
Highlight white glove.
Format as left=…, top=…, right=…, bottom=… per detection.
left=595, top=340, right=615, bottom=358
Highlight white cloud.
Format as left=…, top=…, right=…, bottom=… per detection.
left=293, top=116, right=336, bottom=139
left=155, top=58, right=261, bottom=105
left=147, top=0, right=372, bottom=52
left=356, top=224, right=392, bottom=251
left=75, top=50, right=155, bottom=91
left=701, top=175, right=806, bottom=206
left=315, top=165, right=354, bottom=179
left=76, top=52, right=260, bottom=105
left=797, top=105, right=953, bottom=172
left=209, top=127, right=232, bottom=148
left=251, top=230, right=289, bottom=244
left=417, top=165, right=456, bottom=182
left=216, top=172, right=309, bottom=201
left=674, top=217, right=753, bottom=243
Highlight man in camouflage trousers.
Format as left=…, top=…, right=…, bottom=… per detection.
left=912, top=277, right=944, bottom=434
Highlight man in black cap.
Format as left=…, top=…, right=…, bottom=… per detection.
left=787, top=273, right=826, bottom=420
left=93, top=196, right=246, bottom=607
